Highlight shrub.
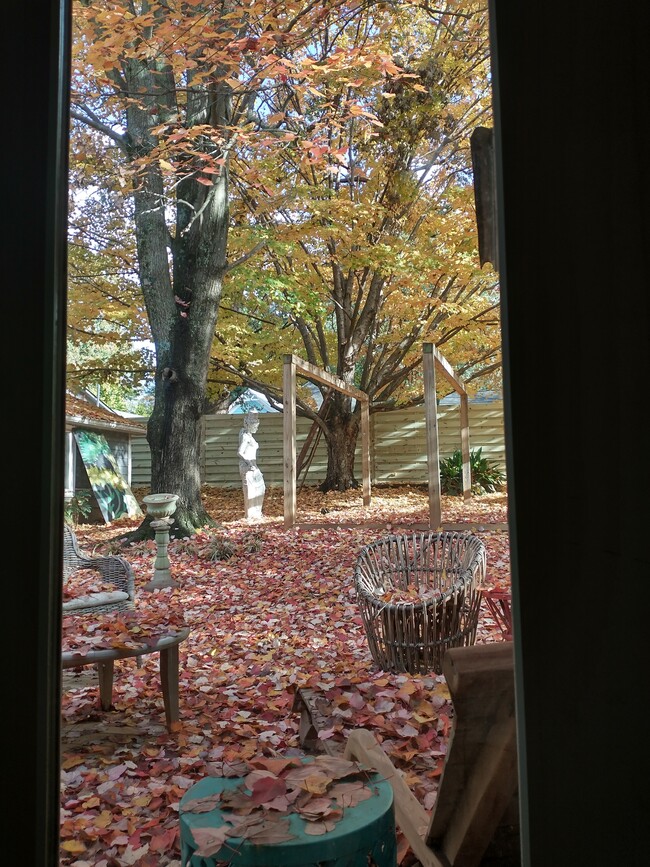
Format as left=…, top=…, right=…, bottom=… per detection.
left=203, top=534, right=237, bottom=561
left=64, top=490, right=92, bottom=526
left=439, top=448, right=506, bottom=496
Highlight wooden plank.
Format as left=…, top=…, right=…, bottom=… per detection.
left=289, top=354, right=368, bottom=401
left=344, top=728, right=443, bottom=867
left=340, top=642, right=518, bottom=867
left=426, top=643, right=517, bottom=863
left=283, top=356, right=297, bottom=527
left=430, top=344, right=468, bottom=396
left=423, top=345, right=442, bottom=528
left=441, top=717, right=518, bottom=866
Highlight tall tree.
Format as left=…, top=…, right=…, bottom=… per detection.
left=67, top=165, right=153, bottom=406
left=70, top=0, right=408, bottom=532
left=208, top=0, right=498, bottom=490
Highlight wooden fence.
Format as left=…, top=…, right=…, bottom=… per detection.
left=131, top=402, right=505, bottom=488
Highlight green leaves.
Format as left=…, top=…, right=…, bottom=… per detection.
left=439, top=447, right=506, bottom=496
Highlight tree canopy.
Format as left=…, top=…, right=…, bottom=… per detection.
left=68, top=0, right=499, bottom=511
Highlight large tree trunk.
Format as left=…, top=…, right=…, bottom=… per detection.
left=320, top=400, right=360, bottom=492
left=122, top=100, right=230, bottom=538
left=145, top=336, right=216, bottom=538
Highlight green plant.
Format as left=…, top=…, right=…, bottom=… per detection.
left=203, top=534, right=236, bottom=562
left=439, top=448, right=506, bottom=496
left=64, top=490, right=92, bottom=526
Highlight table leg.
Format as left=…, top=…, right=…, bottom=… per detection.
left=160, top=644, right=179, bottom=728
left=97, top=660, right=114, bottom=710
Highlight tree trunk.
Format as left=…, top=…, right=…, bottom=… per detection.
left=320, top=401, right=360, bottom=492
left=145, top=372, right=215, bottom=539
left=127, top=318, right=220, bottom=540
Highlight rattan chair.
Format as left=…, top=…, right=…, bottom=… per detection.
left=62, top=522, right=136, bottom=615
left=354, top=531, right=486, bottom=675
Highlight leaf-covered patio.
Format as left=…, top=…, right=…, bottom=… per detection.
left=60, top=486, right=510, bottom=866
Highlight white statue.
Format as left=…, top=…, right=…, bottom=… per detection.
left=238, top=410, right=265, bottom=521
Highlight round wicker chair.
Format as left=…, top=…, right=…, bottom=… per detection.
left=354, top=531, right=487, bottom=675
left=62, top=522, right=136, bottom=615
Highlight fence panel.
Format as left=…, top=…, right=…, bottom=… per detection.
left=130, top=402, right=505, bottom=488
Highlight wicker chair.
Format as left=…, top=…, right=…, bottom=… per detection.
left=62, top=522, right=136, bottom=615
left=354, top=531, right=486, bottom=675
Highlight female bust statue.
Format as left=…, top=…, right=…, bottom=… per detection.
left=237, top=410, right=265, bottom=520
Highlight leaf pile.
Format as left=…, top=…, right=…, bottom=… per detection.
left=181, top=754, right=377, bottom=858
left=60, top=485, right=510, bottom=866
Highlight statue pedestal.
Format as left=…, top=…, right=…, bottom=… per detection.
left=243, top=467, right=265, bottom=521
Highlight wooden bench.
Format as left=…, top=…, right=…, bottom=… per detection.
left=61, top=627, right=190, bottom=730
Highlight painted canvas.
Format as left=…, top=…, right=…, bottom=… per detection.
left=74, top=430, right=143, bottom=522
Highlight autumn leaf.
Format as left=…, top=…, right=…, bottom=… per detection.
left=190, top=826, right=231, bottom=858
left=61, top=840, right=86, bottom=854
left=304, top=819, right=338, bottom=835
left=250, top=774, right=287, bottom=805
left=181, top=793, right=221, bottom=814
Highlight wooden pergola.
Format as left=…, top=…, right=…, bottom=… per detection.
left=423, top=343, right=471, bottom=528
left=283, top=354, right=371, bottom=528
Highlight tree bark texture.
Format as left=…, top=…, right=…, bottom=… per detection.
left=320, top=397, right=360, bottom=492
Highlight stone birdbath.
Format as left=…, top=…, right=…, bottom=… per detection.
left=142, top=493, right=179, bottom=591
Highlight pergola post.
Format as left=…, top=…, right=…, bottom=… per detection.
left=283, top=355, right=296, bottom=528
left=460, top=393, right=471, bottom=501
left=361, top=401, right=371, bottom=506
left=423, top=342, right=472, bottom=525
left=423, top=345, right=442, bottom=529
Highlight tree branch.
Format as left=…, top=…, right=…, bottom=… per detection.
left=225, top=240, right=267, bottom=273
left=70, top=106, right=129, bottom=152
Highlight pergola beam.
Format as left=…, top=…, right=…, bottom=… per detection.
left=284, top=354, right=368, bottom=401
left=429, top=344, right=468, bottom=396
left=283, top=355, right=371, bottom=528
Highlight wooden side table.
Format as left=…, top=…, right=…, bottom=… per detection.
left=179, top=763, right=397, bottom=866
left=61, top=627, right=190, bottom=730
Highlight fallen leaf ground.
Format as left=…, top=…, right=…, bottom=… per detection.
left=60, top=484, right=510, bottom=866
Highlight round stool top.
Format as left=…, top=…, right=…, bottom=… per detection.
left=179, top=757, right=396, bottom=866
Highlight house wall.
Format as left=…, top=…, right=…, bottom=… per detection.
left=131, top=402, right=505, bottom=488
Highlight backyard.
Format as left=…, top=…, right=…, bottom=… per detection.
left=60, top=484, right=510, bottom=866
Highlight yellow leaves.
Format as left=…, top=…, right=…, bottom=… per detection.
left=133, top=795, right=152, bottom=807
left=412, top=699, right=439, bottom=723
left=61, top=755, right=86, bottom=770
left=81, top=797, right=101, bottom=809
left=61, top=840, right=86, bottom=854
left=431, top=680, right=452, bottom=702
left=94, top=811, right=114, bottom=829
left=301, top=773, right=331, bottom=794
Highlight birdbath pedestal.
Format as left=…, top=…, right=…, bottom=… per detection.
left=142, top=494, right=179, bottom=591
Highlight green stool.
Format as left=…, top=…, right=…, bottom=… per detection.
left=179, top=765, right=397, bottom=867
